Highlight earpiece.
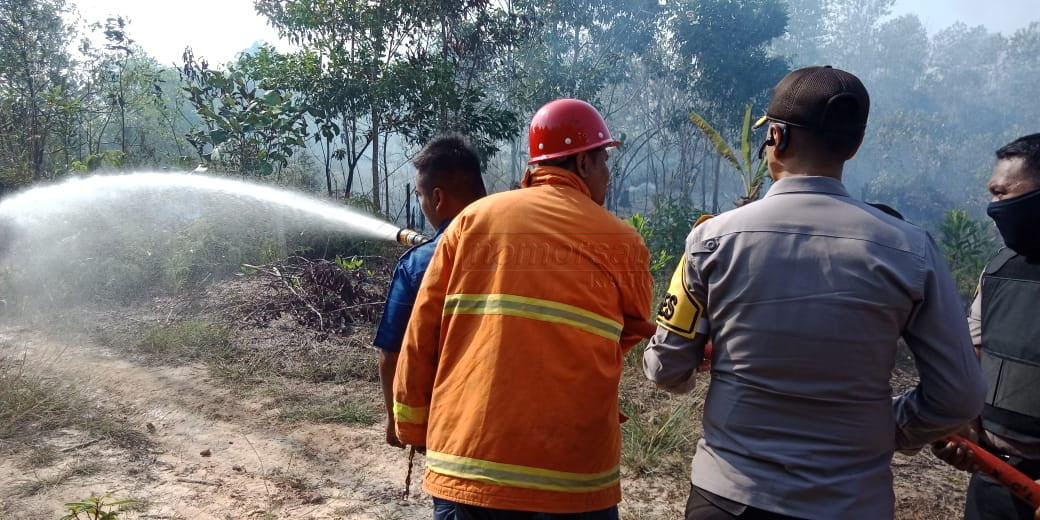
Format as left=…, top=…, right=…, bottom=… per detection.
left=772, top=123, right=789, bottom=152
left=758, top=122, right=789, bottom=159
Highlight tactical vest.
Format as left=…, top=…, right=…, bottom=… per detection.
left=980, top=248, right=1040, bottom=443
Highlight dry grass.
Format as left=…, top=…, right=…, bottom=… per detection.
left=277, top=395, right=380, bottom=426
left=12, top=459, right=103, bottom=496
left=134, top=318, right=236, bottom=364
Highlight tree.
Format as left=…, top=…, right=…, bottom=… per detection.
left=668, top=0, right=788, bottom=212
left=67, top=17, right=176, bottom=171
left=771, top=0, right=828, bottom=66
left=0, top=0, right=75, bottom=186
left=180, top=48, right=309, bottom=176
left=254, top=0, right=523, bottom=213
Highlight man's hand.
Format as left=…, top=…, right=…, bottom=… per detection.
left=385, top=418, right=405, bottom=449
left=930, top=423, right=980, bottom=472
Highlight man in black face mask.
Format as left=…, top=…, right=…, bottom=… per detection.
left=933, top=133, right=1040, bottom=520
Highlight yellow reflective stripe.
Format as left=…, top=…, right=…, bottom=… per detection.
left=426, top=450, right=620, bottom=493
left=393, top=401, right=428, bottom=424
left=443, top=294, right=622, bottom=341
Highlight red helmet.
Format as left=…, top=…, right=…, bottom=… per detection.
left=527, top=98, right=620, bottom=164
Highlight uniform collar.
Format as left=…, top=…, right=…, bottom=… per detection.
left=764, top=176, right=849, bottom=198
left=432, top=218, right=452, bottom=239
left=521, top=166, right=592, bottom=198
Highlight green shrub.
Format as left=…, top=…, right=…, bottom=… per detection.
left=940, top=209, right=997, bottom=301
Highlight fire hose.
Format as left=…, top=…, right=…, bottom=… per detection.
left=396, top=228, right=430, bottom=247
left=944, top=435, right=1040, bottom=509
left=623, top=319, right=1040, bottom=509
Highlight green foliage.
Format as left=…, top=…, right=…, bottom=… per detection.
left=672, top=0, right=789, bottom=128
left=334, top=255, right=363, bottom=272
left=181, top=49, right=309, bottom=176
left=940, top=210, right=996, bottom=300
left=61, top=493, right=137, bottom=520
left=251, top=0, right=524, bottom=207
left=626, top=203, right=704, bottom=280
left=506, top=0, right=663, bottom=110
left=690, top=104, right=769, bottom=207
left=69, top=151, right=127, bottom=173
left=0, top=0, right=74, bottom=184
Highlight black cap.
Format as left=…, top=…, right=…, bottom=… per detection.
left=754, top=66, right=869, bottom=134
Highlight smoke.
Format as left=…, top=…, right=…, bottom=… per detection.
left=893, top=0, right=1038, bottom=35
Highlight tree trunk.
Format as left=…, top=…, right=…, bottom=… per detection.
left=383, top=133, right=390, bottom=217
left=371, top=109, right=381, bottom=214
left=324, top=140, right=333, bottom=196
left=406, top=183, right=413, bottom=229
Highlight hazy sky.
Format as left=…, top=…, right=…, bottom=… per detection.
left=892, top=0, right=1039, bottom=35
left=74, top=0, right=285, bottom=67
left=74, top=0, right=1040, bottom=67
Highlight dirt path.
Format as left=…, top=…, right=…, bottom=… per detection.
left=0, top=327, right=430, bottom=520
left=0, top=325, right=970, bottom=520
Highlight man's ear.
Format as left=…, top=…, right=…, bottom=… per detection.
left=846, top=131, right=865, bottom=160
left=575, top=151, right=590, bottom=180
left=431, top=186, right=446, bottom=212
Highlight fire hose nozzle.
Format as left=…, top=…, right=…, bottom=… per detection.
left=397, top=228, right=431, bottom=247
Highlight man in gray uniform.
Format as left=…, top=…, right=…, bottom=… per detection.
left=932, top=133, right=1040, bottom=520
left=643, top=66, right=986, bottom=520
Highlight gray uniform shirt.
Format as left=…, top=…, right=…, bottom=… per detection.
left=644, top=176, right=986, bottom=519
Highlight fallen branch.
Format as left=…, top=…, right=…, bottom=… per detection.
left=175, top=477, right=223, bottom=486
left=60, top=437, right=102, bottom=453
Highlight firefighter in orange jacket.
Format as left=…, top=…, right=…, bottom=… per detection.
left=394, top=98, right=653, bottom=519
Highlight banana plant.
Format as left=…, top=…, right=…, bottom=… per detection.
left=689, top=104, right=769, bottom=207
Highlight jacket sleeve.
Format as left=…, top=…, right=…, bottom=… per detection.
left=393, top=227, right=456, bottom=447
left=893, top=236, right=986, bottom=449
left=619, top=233, right=654, bottom=352
left=644, top=229, right=710, bottom=393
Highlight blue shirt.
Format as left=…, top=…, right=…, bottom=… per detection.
left=373, top=220, right=450, bottom=352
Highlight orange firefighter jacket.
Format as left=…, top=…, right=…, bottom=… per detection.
left=394, top=166, right=653, bottom=513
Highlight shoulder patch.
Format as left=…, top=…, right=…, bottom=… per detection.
left=655, top=256, right=704, bottom=339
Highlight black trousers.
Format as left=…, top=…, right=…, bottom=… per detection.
left=433, top=497, right=619, bottom=520
left=685, top=485, right=804, bottom=520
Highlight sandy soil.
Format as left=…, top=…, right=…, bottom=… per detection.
left=0, top=324, right=970, bottom=520
left=0, top=327, right=430, bottom=519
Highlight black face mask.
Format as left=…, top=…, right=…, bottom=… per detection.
left=988, top=187, right=1040, bottom=259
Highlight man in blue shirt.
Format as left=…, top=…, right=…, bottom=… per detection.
left=374, top=133, right=486, bottom=448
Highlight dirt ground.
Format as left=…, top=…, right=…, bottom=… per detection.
left=0, top=278, right=972, bottom=519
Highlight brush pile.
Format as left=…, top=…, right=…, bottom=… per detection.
left=241, top=255, right=389, bottom=334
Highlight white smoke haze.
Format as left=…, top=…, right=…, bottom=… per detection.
left=893, top=0, right=1037, bottom=35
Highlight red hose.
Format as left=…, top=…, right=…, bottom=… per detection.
left=946, top=434, right=1040, bottom=508
left=622, top=317, right=657, bottom=339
